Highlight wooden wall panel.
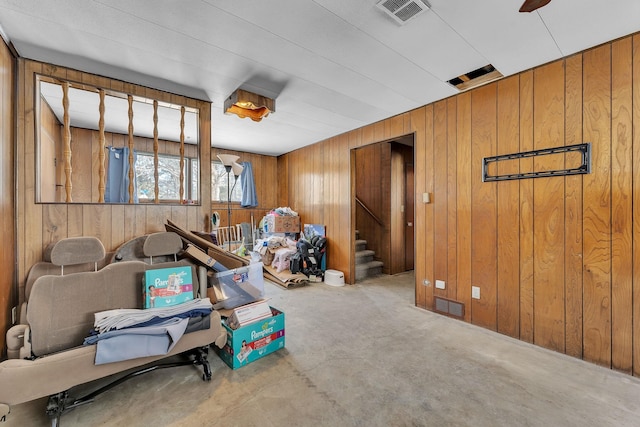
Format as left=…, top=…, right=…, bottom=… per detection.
left=533, top=61, right=566, bottom=352
left=518, top=69, right=535, bottom=343
left=412, top=107, right=427, bottom=308
left=336, top=135, right=352, bottom=281
left=446, top=98, right=457, bottom=300
left=0, top=35, right=16, bottom=356
left=422, top=106, right=435, bottom=310
left=39, top=100, right=61, bottom=202
left=433, top=101, right=448, bottom=298
left=564, top=54, right=584, bottom=358
left=327, top=138, right=341, bottom=278
left=610, top=37, right=633, bottom=373
left=71, top=128, right=94, bottom=202
left=456, top=93, right=472, bottom=322
left=496, top=76, right=520, bottom=338
left=389, top=147, right=405, bottom=274
left=582, top=44, right=612, bottom=367
left=633, top=34, right=640, bottom=377
left=470, top=84, right=498, bottom=329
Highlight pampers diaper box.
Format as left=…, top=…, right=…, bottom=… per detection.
left=218, top=307, right=285, bottom=369
left=143, top=266, right=194, bottom=308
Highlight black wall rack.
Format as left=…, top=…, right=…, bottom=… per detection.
left=482, top=143, right=591, bottom=182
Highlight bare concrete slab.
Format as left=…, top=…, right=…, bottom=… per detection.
left=5, top=271, right=640, bottom=426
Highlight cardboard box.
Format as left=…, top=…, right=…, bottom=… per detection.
left=184, top=244, right=218, bottom=269
left=264, top=215, right=300, bottom=233
left=218, top=307, right=285, bottom=369
left=206, top=284, right=224, bottom=303
left=227, top=300, right=272, bottom=330
left=143, top=266, right=194, bottom=308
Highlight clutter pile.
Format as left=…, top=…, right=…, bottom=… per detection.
left=249, top=208, right=328, bottom=283
left=162, top=220, right=286, bottom=370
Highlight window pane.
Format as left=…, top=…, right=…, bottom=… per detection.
left=191, top=158, right=199, bottom=202
left=135, top=153, right=184, bottom=201
left=212, top=161, right=242, bottom=202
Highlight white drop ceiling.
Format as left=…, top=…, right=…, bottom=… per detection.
left=1, top=0, right=639, bottom=156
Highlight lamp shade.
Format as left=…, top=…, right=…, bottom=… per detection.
left=231, top=161, right=244, bottom=177
left=217, top=153, right=240, bottom=166
left=224, top=89, right=275, bottom=122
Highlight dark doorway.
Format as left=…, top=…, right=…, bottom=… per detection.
left=351, top=134, right=415, bottom=282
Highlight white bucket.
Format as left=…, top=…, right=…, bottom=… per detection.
left=324, top=269, right=345, bottom=287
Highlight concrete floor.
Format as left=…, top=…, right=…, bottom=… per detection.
left=6, top=271, right=640, bottom=426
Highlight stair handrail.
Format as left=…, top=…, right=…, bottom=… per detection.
left=355, top=196, right=384, bottom=227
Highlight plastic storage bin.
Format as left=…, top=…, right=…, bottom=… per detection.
left=213, top=262, right=265, bottom=309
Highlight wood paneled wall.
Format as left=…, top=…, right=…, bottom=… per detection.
left=0, top=36, right=16, bottom=356
left=15, top=60, right=212, bottom=302
left=279, top=33, right=640, bottom=375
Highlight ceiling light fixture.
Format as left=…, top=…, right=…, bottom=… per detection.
left=224, top=88, right=275, bottom=122
left=519, top=0, right=552, bottom=13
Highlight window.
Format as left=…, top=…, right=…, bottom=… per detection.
left=135, top=152, right=199, bottom=202
left=211, top=161, right=242, bottom=202
left=36, top=75, right=202, bottom=204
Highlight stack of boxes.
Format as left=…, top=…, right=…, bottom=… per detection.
left=183, top=243, right=286, bottom=369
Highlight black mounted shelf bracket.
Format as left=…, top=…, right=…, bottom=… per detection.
left=482, top=142, right=591, bottom=182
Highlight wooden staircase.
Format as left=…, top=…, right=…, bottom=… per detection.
left=355, top=231, right=384, bottom=281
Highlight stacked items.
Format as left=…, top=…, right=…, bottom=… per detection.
left=225, top=300, right=272, bottom=330
left=254, top=235, right=297, bottom=272
left=261, top=207, right=301, bottom=236
left=91, top=298, right=213, bottom=333
left=84, top=298, right=213, bottom=365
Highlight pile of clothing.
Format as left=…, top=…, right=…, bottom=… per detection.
left=83, top=298, right=213, bottom=364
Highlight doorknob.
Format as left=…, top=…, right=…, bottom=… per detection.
left=407, top=222, right=413, bottom=227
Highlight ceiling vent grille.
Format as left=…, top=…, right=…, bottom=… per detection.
left=447, top=64, right=504, bottom=91
left=376, top=0, right=430, bottom=25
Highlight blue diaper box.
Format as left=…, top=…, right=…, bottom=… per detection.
left=143, top=266, right=194, bottom=309
left=218, top=307, right=285, bottom=369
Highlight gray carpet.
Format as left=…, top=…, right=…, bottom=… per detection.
left=6, top=271, right=640, bottom=426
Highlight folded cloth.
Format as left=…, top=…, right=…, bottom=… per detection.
left=88, top=317, right=190, bottom=365
left=93, top=298, right=213, bottom=334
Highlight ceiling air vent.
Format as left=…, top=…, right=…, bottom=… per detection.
left=376, top=0, right=430, bottom=25
left=447, top=64, right=504, bottom=91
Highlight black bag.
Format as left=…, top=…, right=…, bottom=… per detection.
left=290, top=251, right=303, bottom=274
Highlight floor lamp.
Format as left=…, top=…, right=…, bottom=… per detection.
left=217, top=154, right=244, bottom=250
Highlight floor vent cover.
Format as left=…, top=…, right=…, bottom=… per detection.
left=434, top=296, right=465, bottom=319
left=376, top=0, right=430, bottom=25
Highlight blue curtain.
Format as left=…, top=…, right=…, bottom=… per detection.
left=240, top=161, right=258, bottom=208
left=105, top=147, right=137, bottom=203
